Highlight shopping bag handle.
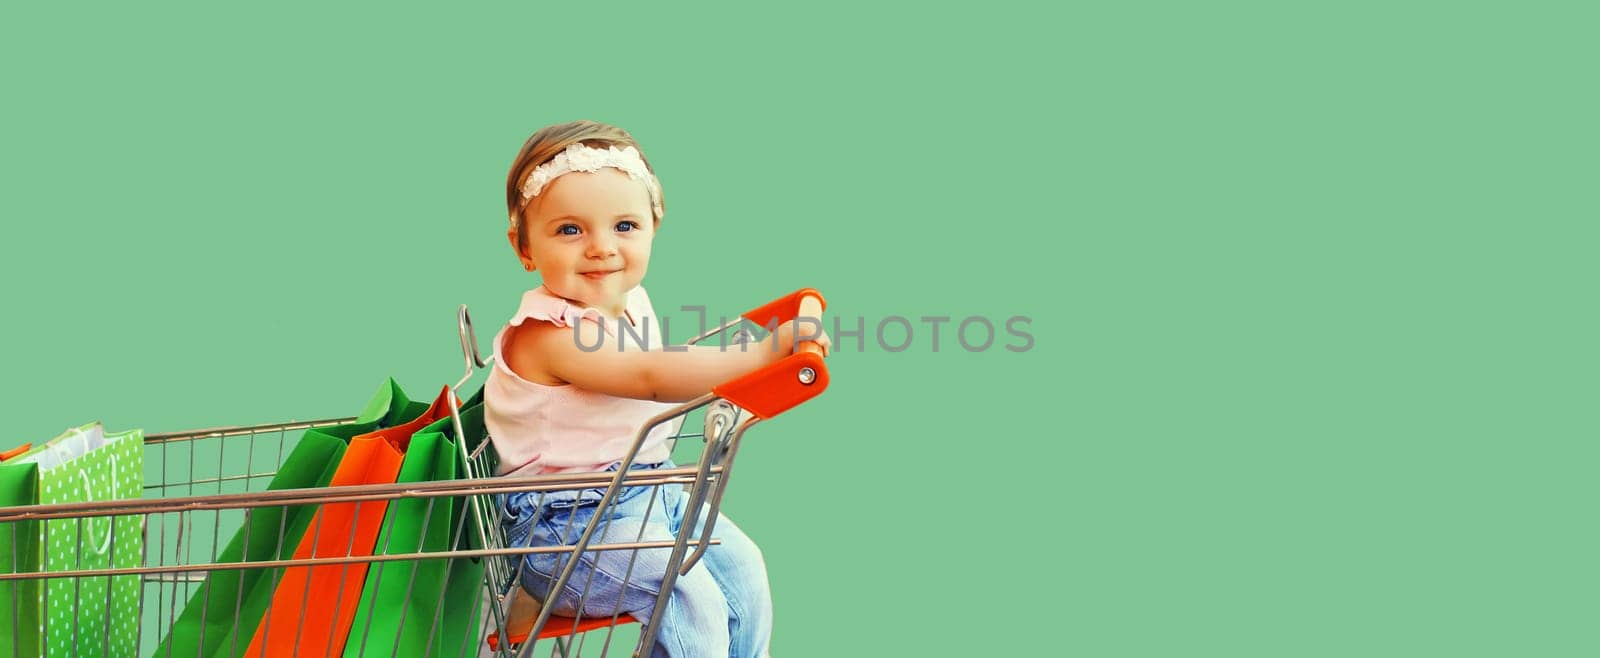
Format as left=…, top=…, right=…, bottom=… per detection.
left=61, top=429, right=115, bottom=554
left=714, top=288, right=831, bottom=419
left=77, top=454, right=118, bottom=555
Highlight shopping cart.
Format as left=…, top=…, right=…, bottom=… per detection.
left=0, top=288, right=830, bottom=658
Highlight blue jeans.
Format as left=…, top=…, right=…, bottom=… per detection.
left=501, top=461, right=773, bottom=658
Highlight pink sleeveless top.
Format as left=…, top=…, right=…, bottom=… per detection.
left=484, top=285, right=681, bottom=476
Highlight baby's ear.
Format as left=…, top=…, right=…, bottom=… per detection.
left=506, top=227, right=537, bottom=272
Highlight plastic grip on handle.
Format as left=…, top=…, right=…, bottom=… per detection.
left=741, top=288, right=827, bottom=327
left=712, top=351, right=829, bottom=420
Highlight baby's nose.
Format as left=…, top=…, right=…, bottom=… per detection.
left=586, top=235, right=618, bottom=257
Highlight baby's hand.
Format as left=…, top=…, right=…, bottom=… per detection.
left=764, top=317, right=831, bottom=359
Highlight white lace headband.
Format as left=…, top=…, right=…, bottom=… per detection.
left=518, top=143, right=663, bottom=220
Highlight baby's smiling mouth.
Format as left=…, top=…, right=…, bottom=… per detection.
left=581, top=270, right=619, bottom=279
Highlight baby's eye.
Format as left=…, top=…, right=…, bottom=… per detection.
left=557, top=224, right=580, bottom=236
left=616, top=220, right=641, bottom=232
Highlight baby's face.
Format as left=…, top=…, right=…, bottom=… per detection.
left=516, top=167, right=656, bottom=315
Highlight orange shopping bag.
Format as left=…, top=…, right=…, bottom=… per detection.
left=244, top=386, right=453, bottom=658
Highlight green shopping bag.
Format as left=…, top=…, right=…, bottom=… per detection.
left=1, top=422, right=144, bottom=658
left=343, top=393, right=487, bottom=658
left=1, top=448, right=43, bottom=658
left=155, top=378, right=430, bottom=658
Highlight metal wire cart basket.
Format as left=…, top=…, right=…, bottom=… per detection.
left=0, top=288, right=830, bottom=658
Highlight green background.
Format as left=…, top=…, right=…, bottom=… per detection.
left=3, top=1, right=1596, bottom=656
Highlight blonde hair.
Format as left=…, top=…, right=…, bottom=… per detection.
left=505, top=120, right=664, bottom=250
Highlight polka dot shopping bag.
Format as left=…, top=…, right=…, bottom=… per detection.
left=0, top=422, right=144, bottom=658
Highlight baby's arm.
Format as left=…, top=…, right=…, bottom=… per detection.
left=506, top=318, right=828, bottom=403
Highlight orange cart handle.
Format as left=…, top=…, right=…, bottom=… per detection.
left=716, top=288, right=831, bottom=419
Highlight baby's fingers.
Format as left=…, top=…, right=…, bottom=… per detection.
left=813, top=330, right=832, bottom=358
